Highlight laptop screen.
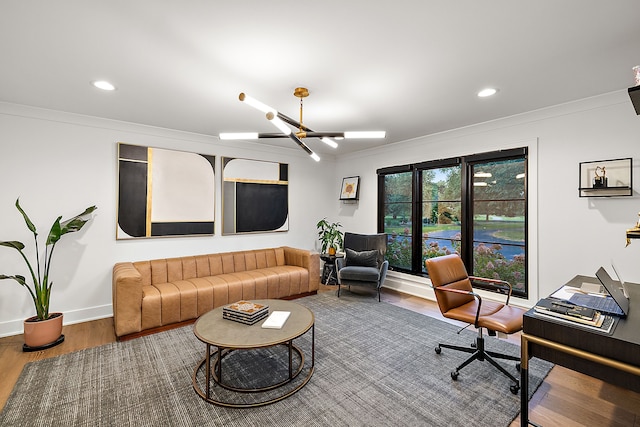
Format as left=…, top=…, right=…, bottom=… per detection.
left=611, top=260, right=629, bottom=298
left=596, top=267, right=630, bottom=317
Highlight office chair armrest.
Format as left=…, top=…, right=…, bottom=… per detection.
left=435, top=287, right=483, bottom=327
left=469, top=276, right=513, bottom=305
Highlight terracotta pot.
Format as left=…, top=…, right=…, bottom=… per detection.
left=23, top=312, right=63, bottom=348
left=328, top=247, right=336, bottom=255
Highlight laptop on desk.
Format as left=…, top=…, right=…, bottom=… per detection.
left=569, top=267, right=629, bottom=317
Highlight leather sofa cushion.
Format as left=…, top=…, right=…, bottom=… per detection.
left=345, top=248, right=379, bottom=268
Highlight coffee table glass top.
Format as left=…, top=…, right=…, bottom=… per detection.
left=194, top=299, right=314, bottom=348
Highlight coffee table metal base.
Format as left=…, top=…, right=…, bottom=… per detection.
left=192, top=327, right=314, bottom=408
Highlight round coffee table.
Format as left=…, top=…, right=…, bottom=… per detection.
left=192, top=299, right=315, bottom=407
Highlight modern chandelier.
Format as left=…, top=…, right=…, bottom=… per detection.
left=219, top=87, right=386, bottom=161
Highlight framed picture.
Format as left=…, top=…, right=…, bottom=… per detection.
left=340, top=176, right=360, bottom=200
left=222, top=157, right=289, bottom=234
left=116, top=143, right=215, bottom=239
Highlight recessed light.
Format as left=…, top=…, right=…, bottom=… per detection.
left=92, top=80, right=116, bottom=91
left=477, top=88, right=497, bottom=97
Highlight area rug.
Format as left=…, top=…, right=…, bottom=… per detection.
left=0, top=292, right=552, bottom=426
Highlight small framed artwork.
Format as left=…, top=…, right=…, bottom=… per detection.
left=340, top=176, right=360, bottom=200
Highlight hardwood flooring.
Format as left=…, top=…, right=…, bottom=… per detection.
left=0, top=285, right=638, bottom=426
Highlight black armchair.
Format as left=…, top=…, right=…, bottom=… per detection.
left=335, top=232, right=389, bottom=301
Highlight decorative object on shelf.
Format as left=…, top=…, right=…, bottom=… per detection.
left=592, top=166, right=607, bottom=188
left=0, top=199, right=97, bottom=351
left=633, top=65, right=640, bottom=87
left=340, top=176, right=360, bottom=200
left=219, top=87, right=386, bottom=161
left=316, top=218, right=344, bottom=255
left=625, top=212, right=640, bottom=247
left=578, top=158, right=632, bottom=197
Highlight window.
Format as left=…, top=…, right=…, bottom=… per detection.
left=378, top=148, right=528, bottom=298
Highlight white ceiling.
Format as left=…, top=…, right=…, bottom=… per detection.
left=2, top=1, right=639, bottom=157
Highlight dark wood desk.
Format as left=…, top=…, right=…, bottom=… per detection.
left=520, top=275, right=640, bottom=426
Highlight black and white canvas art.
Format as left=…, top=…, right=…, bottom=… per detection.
left=117, top=143, right=215, bottom=239
left=222, top=157, right=289, bottom=235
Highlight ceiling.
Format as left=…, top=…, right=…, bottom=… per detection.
left=2, top=1, right=639, bottom=157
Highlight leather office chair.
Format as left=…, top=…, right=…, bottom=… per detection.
left=425, top=254, right=524, bottom=394
left=335, top=232, right=389, bottom=301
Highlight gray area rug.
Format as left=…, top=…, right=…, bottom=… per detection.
left=0, top=292, right=552, bottom=426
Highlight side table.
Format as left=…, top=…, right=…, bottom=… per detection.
left=320, top=253, right=343, bottom=285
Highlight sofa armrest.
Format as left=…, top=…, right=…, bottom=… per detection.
left=113, top=262, right=143, bottom=337
left=282, top=246, right=320, bottom=291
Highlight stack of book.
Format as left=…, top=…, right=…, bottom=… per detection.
left=534, top=298, right=603, bottom=327
left=223, top=300, right=269, bottom=325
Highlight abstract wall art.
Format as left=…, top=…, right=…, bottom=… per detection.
left=222, top=157, right=289, bottom=235
left=117, top=143, right=215, bottom=239
left=340, top=176, right=360, bottom=200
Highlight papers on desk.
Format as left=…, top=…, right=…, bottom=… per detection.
left=261, top=311, right=291, bottom=329
left=550, top=285, right=606, bottom=301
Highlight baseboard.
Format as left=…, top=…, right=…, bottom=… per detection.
left=382, top=272, right=436, bottom=302
left=0, top=304, right=113, bottom=338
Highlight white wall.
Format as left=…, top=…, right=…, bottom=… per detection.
left=0, top=103, right=336, bottom=337
left=334, top=90, right=640, bottom=308
left=3, top=90, right=639, bottom=336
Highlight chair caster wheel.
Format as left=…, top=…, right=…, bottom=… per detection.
left=451, top=371, right=459, bottom=380
left=435, top=346, right=442, bottom=354
left=510, top=384, right=520, bottom=395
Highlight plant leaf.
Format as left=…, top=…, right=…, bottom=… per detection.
left=15, top=199, right=37, bottom=235
left=58, top=206, right=98, bottom=235
left=0, top=274, right=27, bottom=286
left=0, top=241, right=25, bottom=251
left=46, top=216, right=63, bottom=246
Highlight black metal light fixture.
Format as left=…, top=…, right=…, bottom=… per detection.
left=220, top=87, right=386, bottom=161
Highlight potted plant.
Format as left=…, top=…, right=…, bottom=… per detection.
left=1, top=199, right=97, bottom=351
left=316, top=217, right=344, bottom=255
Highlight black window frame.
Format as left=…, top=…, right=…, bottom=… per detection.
left=377, top=147, right=528, bottom=298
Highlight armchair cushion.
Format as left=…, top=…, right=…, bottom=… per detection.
left=345, top=248, right=379, bottom=268
left=338, top=265, right=380, bottom=283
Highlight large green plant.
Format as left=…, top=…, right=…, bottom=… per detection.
left=316, top=218, right=344, bottom=254
left=1, top=199, right=97, bottom=321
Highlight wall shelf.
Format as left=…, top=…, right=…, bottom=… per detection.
left=579, top=158, right=632, bottom=197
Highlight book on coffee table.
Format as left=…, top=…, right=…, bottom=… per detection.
left=261, top=311, right=291, bottom=329
left=223, top=301, right=269, bottom=325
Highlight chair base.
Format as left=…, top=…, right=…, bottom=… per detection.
left=337, top=283, right=381, bottom=301
left=435, top=332, right=520, bottom=394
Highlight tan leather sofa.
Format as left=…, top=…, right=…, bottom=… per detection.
left=112, top=246, right=319, bottom=338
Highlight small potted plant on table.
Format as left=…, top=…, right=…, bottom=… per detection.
left=316, top=218, right=344, bottom=255
left=1, top=199, right=97, bottom=351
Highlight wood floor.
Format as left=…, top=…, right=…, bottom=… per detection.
left=1, top=286, right=639, bottom=426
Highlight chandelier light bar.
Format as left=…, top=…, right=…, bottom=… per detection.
left=239, top=93, right=276, bottom=114
left=220, top=88, right=386, bottom=160
left=343, top=131, right=386, bottom=139
left=320, top=137, right=338, bottom=148
left=289, top=130, right=320, bottom=161
left=266, top=112, right=292, bottom=135
left=219, top=132, right=259, bottom=140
